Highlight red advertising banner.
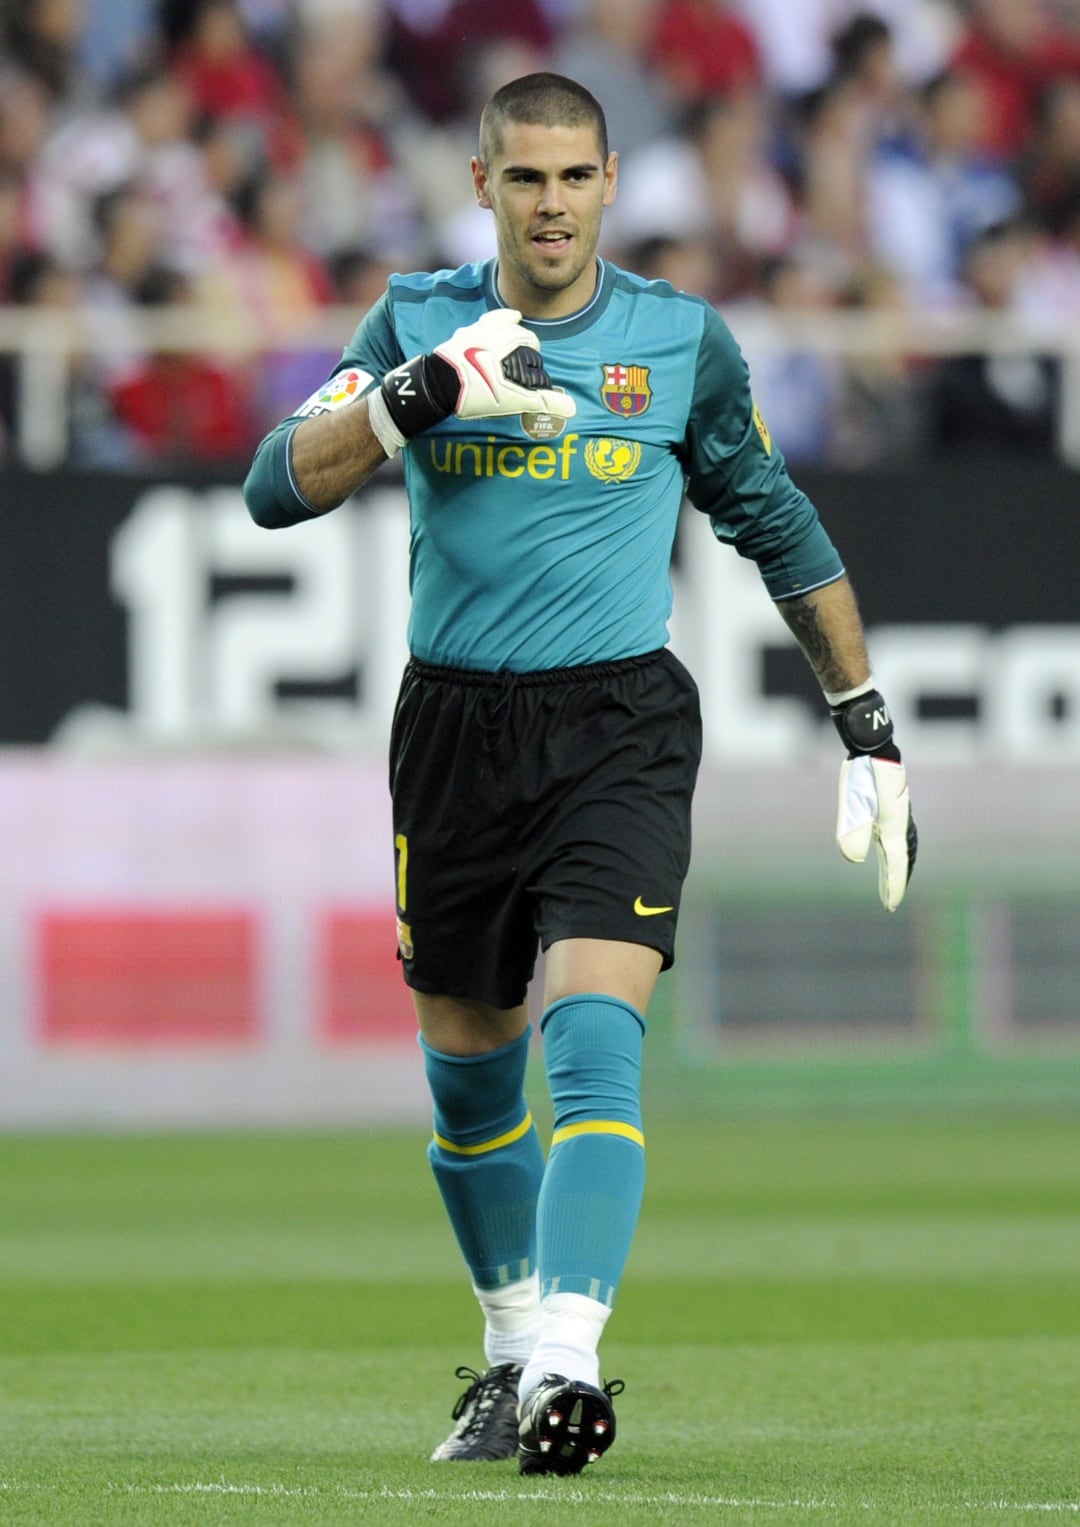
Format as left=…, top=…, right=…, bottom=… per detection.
left=37, top=909, right=258, bottom=1046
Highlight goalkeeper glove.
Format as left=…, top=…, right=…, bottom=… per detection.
left=367, top=308, right=576, bottom=457
left=830, top=685, right=917, bottom=912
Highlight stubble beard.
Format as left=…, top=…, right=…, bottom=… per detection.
left=512, top=237, right=594, bottom=297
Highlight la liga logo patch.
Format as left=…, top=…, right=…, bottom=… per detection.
left=600, top=363, right=651, bottom=417
left=296, top=367, right=374, bottom=417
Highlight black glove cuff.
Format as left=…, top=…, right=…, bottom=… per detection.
left=379, top=353, right=459, bottom=439
left=830, top=689, right=899, bottom=758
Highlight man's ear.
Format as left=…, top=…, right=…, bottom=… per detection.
left=471, top=156, right=493, bottom=210
left=603, top=150, right=619, bottom=209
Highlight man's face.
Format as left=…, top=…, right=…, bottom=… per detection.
left=472, top=120, right=618, bottom=317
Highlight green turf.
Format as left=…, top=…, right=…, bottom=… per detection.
left=2, top=1116, right=1079, bottom=1524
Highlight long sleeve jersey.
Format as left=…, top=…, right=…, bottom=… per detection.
left=243, top=257, right=844, bottom=672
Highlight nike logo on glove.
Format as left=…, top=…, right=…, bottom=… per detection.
left=634, top=897, right=674, bottom=916
left=463, top=346, right=499, bottom=399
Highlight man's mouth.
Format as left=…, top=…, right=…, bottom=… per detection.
left=532, top=229, right=572, bottom=250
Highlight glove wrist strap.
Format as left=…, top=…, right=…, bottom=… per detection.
left=830, top=686, right=897, bottom=757
left=378, top=353, right=459, bottom=441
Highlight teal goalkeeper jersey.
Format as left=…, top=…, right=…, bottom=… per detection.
left=244, top=258, right=844, bottom=672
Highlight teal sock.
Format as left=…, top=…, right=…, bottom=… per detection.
left=422, top=1028, right=544, bottom=1289
left=535, top=995, right=646, bottom=1307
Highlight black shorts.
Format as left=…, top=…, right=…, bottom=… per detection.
left=388, top=648, right=702, bottom=1009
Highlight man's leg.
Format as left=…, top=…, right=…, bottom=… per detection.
left=516, top=938, right=660, bottom=1474
left=416, top=993, right=545, bottom=1461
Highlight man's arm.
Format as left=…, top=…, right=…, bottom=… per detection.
left=244, top=307, right=576, bottom=528
left=677, top=302, right=916, bottom=907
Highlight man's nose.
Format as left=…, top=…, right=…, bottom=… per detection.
left=537, top=177, right=567, bottom=215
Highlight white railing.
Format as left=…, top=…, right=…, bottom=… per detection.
left=3, top=304, right=1080, bottom=468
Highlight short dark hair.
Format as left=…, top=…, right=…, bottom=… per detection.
left=478, top=73, right=608, bottom=166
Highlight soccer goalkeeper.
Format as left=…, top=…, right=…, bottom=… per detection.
left=243, top=72, right=916, bottom=1476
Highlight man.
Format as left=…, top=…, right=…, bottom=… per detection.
left=243, top=72, right=916, bottom=1476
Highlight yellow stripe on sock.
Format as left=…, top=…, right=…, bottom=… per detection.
left=550, top=1119, right=645, bottom=1149
left=433, top=1110, right=534, bottom=1156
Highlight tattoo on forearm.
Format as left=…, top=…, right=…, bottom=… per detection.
left=780, top=596, right=855, bottom=694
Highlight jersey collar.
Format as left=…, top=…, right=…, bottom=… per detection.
left=482, top=258, right=616, bottom=338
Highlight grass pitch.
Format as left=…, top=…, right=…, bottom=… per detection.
left=1, top=1113, right=1078, bottom=1524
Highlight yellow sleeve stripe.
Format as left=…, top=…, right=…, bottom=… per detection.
left=551, top=1120, right=645, bottom=1149
left=433, top=1110, right=534, bottom=1157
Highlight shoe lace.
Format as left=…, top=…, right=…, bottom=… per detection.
left=449, top=1364, right=517, bottom=1435
left=602, top=1378, right=625, bottom=1400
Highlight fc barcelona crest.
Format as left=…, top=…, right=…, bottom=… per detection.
left=600, top=363, right=652, bottom=417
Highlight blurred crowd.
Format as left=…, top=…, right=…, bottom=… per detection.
left=3, top=0, right=1080, bottom=469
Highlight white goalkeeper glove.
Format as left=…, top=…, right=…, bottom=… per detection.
left=367, top=308, right=576, bottom=456
left=831, top=686, right=917, bottom=912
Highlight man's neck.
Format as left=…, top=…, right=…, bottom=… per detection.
left=495, top=259, right=602, bottom=321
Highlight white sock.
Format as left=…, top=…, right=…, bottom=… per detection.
left=518, top=1291, right=612, bottom=1403
left=473, top=1272, right=541, bottom=1368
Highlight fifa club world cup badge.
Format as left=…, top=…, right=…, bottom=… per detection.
left=600, top=363, right=652, bottom=417
left=521, top=396, right=570, bottom=440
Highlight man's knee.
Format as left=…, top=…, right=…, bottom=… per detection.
left=413, top=990, right=529, bottom=1056
left=543, top=938, right=662, bottom=1015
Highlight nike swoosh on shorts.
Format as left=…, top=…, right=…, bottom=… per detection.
left=633, top=897, right=674, bottom=916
